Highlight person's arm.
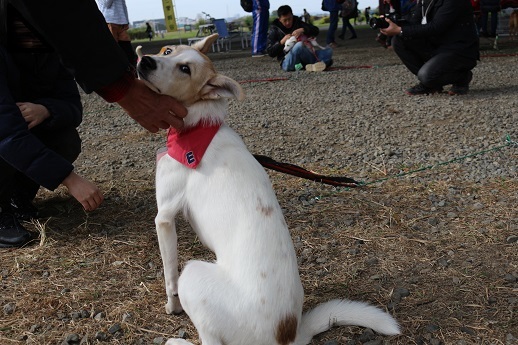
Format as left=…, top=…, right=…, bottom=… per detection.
left=25, top=60, right=83, bottom=130
left=11, top=0, right=187, bottom=132
left=0, top=53, right=72, bottom=191
left=0, top=52, right=103, bottom=211
left=62, top=171, right=103, bottom=212
left=381, top=0, right=460, bottom=37
left=266, top=25, right=285, bottom=58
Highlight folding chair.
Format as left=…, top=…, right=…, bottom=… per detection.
left=212, top=18, right=241, bottom=51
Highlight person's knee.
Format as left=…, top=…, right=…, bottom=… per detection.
left=417, top=68, right=433, bottom=86
left=291, top=42, right=305, bottom=54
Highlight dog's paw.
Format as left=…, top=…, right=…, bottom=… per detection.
left=165, top=295, right=184, bottom=315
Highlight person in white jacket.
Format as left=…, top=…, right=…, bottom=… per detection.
left=97, top=0, right=137, bottom=68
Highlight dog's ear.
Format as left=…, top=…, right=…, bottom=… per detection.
left=201, top=74, right=245, bottom=101
left=191, top=34, right=219, bottom=54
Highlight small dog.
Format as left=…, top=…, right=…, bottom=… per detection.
left=510, top=10, right=518, bottom=40
left=283, top=34, right=327, bottom=53
left=136, top=34, right=400, bottom=345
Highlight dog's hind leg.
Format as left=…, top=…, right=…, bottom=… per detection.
left=177, top=260, right=240, bottom=345
left=156, top=207, right=183, bottom=315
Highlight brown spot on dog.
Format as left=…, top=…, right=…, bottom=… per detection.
left=275, top=314, right=297, bottom=345
left=256, top=197, right=274, bottom=217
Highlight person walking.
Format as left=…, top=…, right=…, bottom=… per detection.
left=339, top=0, right=358, bottom=40
left=322, top=0, right=342, bottom=47
left=145, top=22, right=154, bottom=41
left=251, top=0, right=270, bottom=57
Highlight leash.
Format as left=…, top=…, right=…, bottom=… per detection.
left=238, top=77, right=289, bottom=84
left=253, top=154, right=361, bottom=187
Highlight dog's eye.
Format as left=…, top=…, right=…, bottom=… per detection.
left=164, top=48, right=173, bottom=55
left=179, top=65, right=191, bottom=75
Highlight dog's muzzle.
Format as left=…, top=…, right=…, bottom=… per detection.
left=137, top=56, right=157, bottom=75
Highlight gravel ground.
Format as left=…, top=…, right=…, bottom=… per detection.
left=134, top=27, right=518, bottom=185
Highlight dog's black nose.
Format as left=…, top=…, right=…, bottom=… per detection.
left=139, top=56, right=157, bottom=71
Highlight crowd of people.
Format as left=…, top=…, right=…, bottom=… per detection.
left=0, top=0, right=487, bottom=248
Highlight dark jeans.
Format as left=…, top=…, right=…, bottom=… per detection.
left=392, top=36, right=477, bottom=88
left=327, top=10, right=339, bottom=44
left=340, top=17, right=357, bottom=37
left=481, top=9, right=499, bottom=36
left=0, top=127, right=81, bottom=204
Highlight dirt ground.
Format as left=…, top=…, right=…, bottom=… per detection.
left=1, top=28, right=517, bottom=345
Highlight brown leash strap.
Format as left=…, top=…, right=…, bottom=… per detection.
left=253, top=154, right=360, bottom=187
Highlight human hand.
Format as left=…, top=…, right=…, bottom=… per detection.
left=16, top=102, right=50, bottom=129
left=62, top=172, right=104, bottom=212
left=117, top=79, right=187, bottom=133
left=380, top=19, right=402, bottom=37
left=281, top=34, right=292, bottom=45
left=292, top=29, right=304, bottom=38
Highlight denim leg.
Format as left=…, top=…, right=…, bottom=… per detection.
left=316, top=48, right=333, bottom=66
left=481, top=10, right=489, bottom=34
left=340, top=17, right=347, bottom=36
left=490, top=10, right=498, bottom=36
left=326, top=11, right=339, bottom=44
left=281, top=42, right=317, bottom=71
left=347, top=22, right=357, bottom=37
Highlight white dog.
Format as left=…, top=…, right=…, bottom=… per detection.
left=136, top=34, right=400, bottom=345
left=283, top=34, right=327, bottom=53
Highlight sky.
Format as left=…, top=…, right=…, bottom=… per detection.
left=125, top=0, right=381, bottom=23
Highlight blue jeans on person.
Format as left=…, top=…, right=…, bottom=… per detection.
left=326, top=10, right=339, bottom=45
left=281, top=42, right=333, bottom=71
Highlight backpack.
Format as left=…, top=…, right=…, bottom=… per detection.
left=240, top=0, right=253, bottom=12
left=340, top=0, right=356, bottom=18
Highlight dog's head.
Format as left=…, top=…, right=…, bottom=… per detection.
left=136, top=34, right=244, bottom=114
left=283, top=36, right=297, bottom=53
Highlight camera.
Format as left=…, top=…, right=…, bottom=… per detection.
left=369, top=13, right=401, bottom=29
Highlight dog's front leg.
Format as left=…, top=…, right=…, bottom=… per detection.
left=156, top=209, right=183, bottom=314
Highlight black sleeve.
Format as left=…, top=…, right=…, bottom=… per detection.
left=0, top=49, right=74, bottom=190
left=11, top=0, right=129, bottom=94
left=403, top=0, right=463, bottom=38
left=266, top=26, right=285, bottom=59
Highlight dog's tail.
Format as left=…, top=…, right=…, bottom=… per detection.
left=295, top=299, right=400, bottom=345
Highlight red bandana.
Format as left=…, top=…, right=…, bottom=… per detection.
left=166, top=124, right=221, bottom=169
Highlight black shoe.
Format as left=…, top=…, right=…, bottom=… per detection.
left=338, top=34, right=345, bottom=40
left=10, top=196, right=39, bottom=221
left=0, top=209, right=34, bottom=248
left=405, top=83, right=443, bottom=95
left=349, top=35, right=357, bottom=39
left=449, top=71, right=473, bottom=96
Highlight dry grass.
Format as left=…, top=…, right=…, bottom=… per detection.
left=1, top=164, right=516, bottom=344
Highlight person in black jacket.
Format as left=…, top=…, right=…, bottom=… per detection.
left=3, top=0, right=187, bottom=133
left=380, top=0, right=479, bottom=95
left=0, top=6, right=103, bottom=248
left=266, top=5, right=333, bottom=71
